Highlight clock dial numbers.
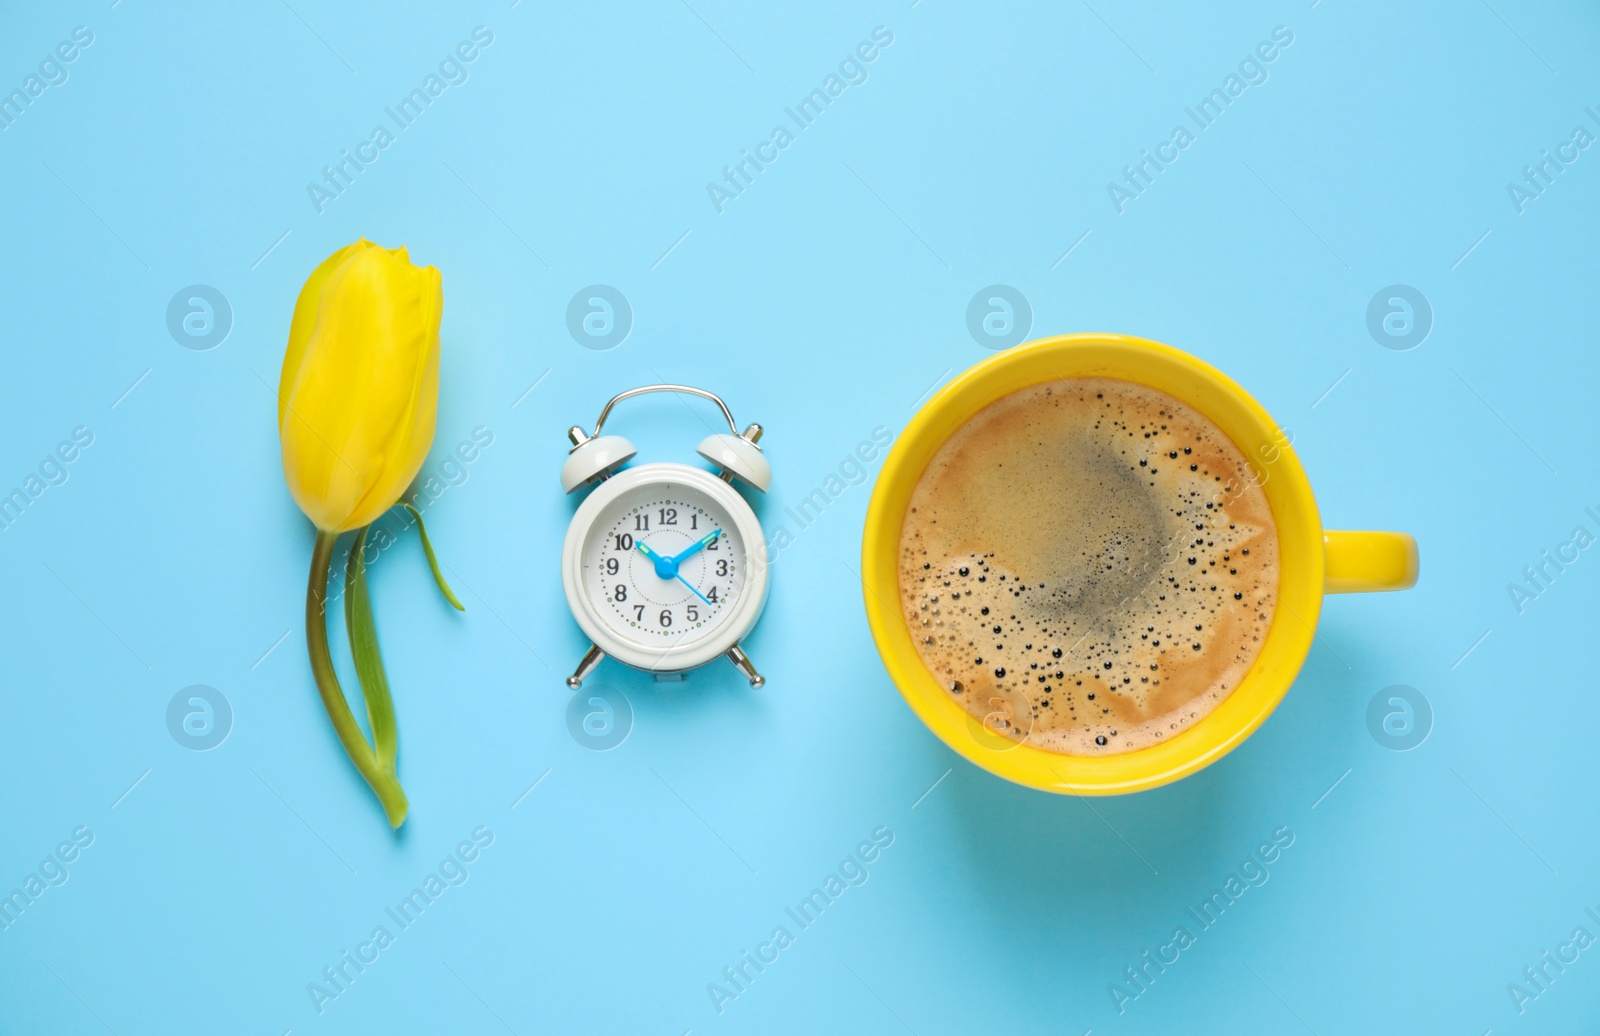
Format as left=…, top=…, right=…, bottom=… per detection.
left=585, top=493, right=742, bottom=644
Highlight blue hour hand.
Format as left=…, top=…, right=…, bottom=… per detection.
left=634, top=538, right=712, bottom=605
left=634, top=540, right=676, bottom=580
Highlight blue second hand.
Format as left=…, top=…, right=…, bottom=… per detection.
left=636, top=538, right=713, bottom=606
left=676, top=573, right=712, bottom=606
left=668, top=530, right=719, bottom=606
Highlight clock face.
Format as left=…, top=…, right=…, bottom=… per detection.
left=580, top=480, right=747, bottom=650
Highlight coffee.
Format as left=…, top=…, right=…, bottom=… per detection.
left=898, top=377, right=1278, bottom=755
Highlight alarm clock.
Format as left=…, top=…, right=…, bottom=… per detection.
left=560, top=384, right=771, bottom=689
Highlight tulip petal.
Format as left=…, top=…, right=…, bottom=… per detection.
left=342, top=258, right=442, bottom=530
left=280, top=243, right=443, bottom=532
left=278, top=239, right=372, bottom=433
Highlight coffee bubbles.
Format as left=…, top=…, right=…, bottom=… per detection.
left=899, top=378, right=1279, bottom=756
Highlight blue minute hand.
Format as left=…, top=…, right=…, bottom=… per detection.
left=667, top=531, right=719, bottom=606
left=635, top=538, right=713, bottom=606
left=668, top=530, right=721, bottom=566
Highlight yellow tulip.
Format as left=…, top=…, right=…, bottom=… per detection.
left=280, top=239, right=442, bottom=532
left=278, top=240, right=461, bottom=830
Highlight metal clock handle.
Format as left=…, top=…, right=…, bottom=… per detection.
left=568, top=384, right=764, bottom=448
left=595, top=384, right=738, bottom=435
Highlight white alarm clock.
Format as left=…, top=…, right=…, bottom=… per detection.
left=560, top=385, right=771, bottom=689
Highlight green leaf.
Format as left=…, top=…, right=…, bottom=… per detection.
left=402, top=502, right=465, bottom=611
left=310, top=530, right=406, bottom=828
left=344, top=527, right=399, bottom=770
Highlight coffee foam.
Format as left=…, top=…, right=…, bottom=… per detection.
left=898, top=378, right=1278, bottom=755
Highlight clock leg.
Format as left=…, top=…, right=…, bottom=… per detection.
left=566, top=644, right=605, bottom=689
left=726, top=645, right=765, bottom=688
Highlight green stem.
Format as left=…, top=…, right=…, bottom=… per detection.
left=307, top=529, right=408, bottom=828
left=344, top=527, right=398, bottom=769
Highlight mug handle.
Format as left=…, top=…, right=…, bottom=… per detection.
left=1324, top=531, right=1419, bottom=594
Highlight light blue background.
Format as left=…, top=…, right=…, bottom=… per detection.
left=1, top=0, right=1595, bottom=1032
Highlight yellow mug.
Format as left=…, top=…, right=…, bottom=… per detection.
left=861, top=334, right=1418, bottom=795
